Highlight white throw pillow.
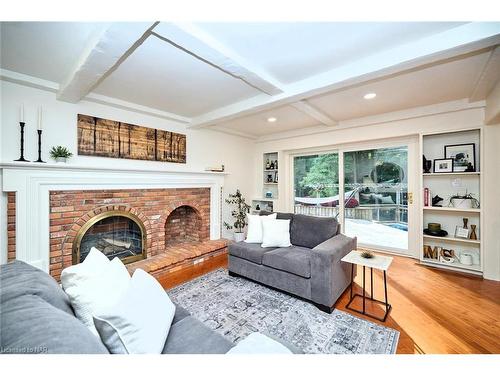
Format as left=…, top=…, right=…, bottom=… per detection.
left=245, top=213, right=277, bottom=243
left=61, top=247, right=110, bottom=289
left=261, top=219, right=291, bottom=248
left=62, top=255, right=131, bottom=335
left=93, top=268, right=176, bottom=354
left=227, top=332, right=292, bottom=354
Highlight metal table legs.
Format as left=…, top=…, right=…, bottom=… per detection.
left=345, top=264, right=392, bottom=322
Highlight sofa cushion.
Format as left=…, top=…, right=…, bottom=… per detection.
left=262, top=246, right=312, bottom=278
left=290, top=214, right=338, bottom=248
left=228, top=242, right=276, bottom=264
left=0, top=260, right=74, bottom=315
left=162, top=316, right=234, bottom=354
left=172, top=304, right=191, bottom=325
left=0, top=294, right=109, bottom=354
left=259, top=211, right=294, bottom=223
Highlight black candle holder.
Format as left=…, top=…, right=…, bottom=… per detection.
left=14, top=122, right=30, bottom=162
left=35, top=129, right=46, bottom=163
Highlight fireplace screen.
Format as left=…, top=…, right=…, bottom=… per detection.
left=74, top=212, right=146, bottom=264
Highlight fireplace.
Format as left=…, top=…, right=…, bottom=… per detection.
left=73, top=211, right=146, bottom=265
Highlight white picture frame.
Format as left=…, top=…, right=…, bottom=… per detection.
left=454, top=226, right=469, bottom=239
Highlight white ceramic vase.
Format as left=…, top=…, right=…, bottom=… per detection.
left=450, top=198, right=473, bottom=209
left=233, top=232, right=245, bottom=242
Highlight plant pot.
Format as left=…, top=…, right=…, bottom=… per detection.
left=450, top=198, right=473, bottom=209
left=55, top=157, right=67, bottom=163
left=233, top=232, right=245, bottom=242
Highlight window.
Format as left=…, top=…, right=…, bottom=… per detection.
left=293, top=153, right=339, bottom=218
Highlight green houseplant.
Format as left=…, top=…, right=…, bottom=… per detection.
left=49, top=146, right=73, bottom=163
left=223, top=189, right=250, bottom=242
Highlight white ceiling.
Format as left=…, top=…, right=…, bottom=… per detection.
left=307, top=51, right=491, bottom=121
left=1, top=21, right=499, bottom=139
left=93, top=34, right=262, bottom=117
left=0, top=22, right=106, bottom=82
left=195, top=22, right=466, bottom=84
left=215, top=105, right=319, bottom=137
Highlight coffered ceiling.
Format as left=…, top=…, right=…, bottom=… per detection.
left=1, top=21, right=499, bottom=139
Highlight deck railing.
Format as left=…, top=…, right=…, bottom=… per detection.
left=294, top=204, right=408, bottom=223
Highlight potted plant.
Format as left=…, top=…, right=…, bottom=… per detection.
left=449, top=192, right=480, bottom=209
left=49, top=146, right=73, bottom=163
left=224, top=189, right=250, bottom=242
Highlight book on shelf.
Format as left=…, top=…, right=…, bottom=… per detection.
left=423, top=188, right=432, bottom=207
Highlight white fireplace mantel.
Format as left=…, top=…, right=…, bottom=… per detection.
left=1, top=162, right=227, bottom=272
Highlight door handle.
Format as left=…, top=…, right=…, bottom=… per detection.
left=408, top=192, right=413, bottom=204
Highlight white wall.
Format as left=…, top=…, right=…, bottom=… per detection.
left=0, top=81, right=255, bottom=249
left=252, top=103, right=500, bottom=280
left=483, top=124, right=500, bottom=280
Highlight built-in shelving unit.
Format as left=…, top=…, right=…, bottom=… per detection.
left=252, top=152, right=280, bottom=214
left=420, top=128, right=483, bottom=276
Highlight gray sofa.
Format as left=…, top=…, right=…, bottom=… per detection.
left=0, top=261, right=300, bottom=354
left=228, top=212, right=357, bottom=313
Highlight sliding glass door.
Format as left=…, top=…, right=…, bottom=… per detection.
left=343, top=146, right=408, bottom=252
left=292, top=143, right=413, bottom=255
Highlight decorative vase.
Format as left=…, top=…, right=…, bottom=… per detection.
left=469, top=224, right=478, bottom=240
left=463, top=218, right=468, bottom=229
left=233, top=232, right=245, bottom=242
left=55, top=157, right=67, bottom=163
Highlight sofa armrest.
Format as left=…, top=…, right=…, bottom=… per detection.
left=309, top=234, right=357, bottom=307
left=311, top=234, right=356, bottom=261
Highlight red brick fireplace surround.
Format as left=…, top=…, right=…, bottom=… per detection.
left=45, top=188, right=214, bottom=280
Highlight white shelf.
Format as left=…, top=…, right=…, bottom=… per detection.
left=264, top=169, right=278, bottom=172
left=420, top=259, right=481, bottom=273
left=423, top=206, right=480, bottom=213
left=253, top=197, right=277, bottom=202
left=423, top=172, right=480, bottom=177
left=423, top=234, right=480, bottom=245
left=263, top=182, right=278, bottom=185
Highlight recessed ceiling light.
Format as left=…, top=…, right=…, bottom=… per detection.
left=364, top=93, right=377, bottom=100
left=267, top=117, right=277, bottom=123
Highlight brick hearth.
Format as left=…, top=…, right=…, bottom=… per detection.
left=47, top=188, right=211, bottom=280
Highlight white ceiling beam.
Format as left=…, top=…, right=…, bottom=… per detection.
left=188, top=22, right=500, bottom=129
left=151, top=22, right=284, bottom=95
left=57, top=22, right=158, bottom=103
left=291, top=100, right=338, bottom=126
left=469, top=46, right=500, bottom=102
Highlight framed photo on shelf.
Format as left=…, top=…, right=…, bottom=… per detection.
left=444, top=143, right=476, bottom=172
left=454, top=226, right=469, bottom=239
left=433, top=158, right=454, bottom=173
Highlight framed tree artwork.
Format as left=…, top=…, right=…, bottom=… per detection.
left=77, top=114, right=186, bottom=163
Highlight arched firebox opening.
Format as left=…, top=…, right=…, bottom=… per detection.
left=165, top=205, right=202, bottom=246
left=73, top=211, right=146, bottom=265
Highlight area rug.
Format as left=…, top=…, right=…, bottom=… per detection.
left=169, top=269, right=399, bottom=354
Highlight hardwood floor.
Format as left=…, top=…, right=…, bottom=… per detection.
left=162, top=252, right=500, bottom=354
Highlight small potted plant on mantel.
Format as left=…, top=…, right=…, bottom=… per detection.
left=49, top=146, right=73, bottom=163
left=224, top=189, right=250, bottom=242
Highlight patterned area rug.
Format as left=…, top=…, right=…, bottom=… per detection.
left=169, top=269, right=399, bottom=354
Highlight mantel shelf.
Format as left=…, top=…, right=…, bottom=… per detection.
left=0, top=161, right=229, bottom=176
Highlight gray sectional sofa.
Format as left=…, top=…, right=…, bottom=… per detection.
left=0, top=261, right=233, bottom=354
left=0, top=261, right=301, bottom=354
left=228, top=212, right=357, bottom=313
